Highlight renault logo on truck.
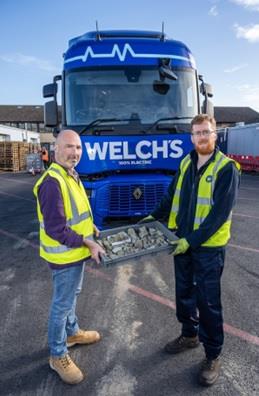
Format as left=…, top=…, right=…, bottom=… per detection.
left=84, top=139, right=184, bottom=160
left=133, top=187, right=143, bottom=200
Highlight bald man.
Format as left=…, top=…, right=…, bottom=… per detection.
left=33, top=130, right=105, bottom=384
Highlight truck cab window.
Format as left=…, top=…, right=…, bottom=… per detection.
left=65, top=68, right=198, bottom=127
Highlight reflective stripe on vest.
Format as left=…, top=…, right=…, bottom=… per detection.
left=40, top=211, right=91, bottom=230
left=39, top=167, right=92, bottom=230
left=33, top=163, right=93, bottom=265
left=194, top=213, right=232, bottom=227
left=168, top=154, right=191, bottom=229
left=168, top=151, right=240, bottom=247
left=40, top=234, right=94, bottom=253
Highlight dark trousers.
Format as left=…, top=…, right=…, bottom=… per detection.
left=174, top=247, right=225, bottom=359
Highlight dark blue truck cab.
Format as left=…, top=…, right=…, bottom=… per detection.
left=43, top=30, right=213, bottom=227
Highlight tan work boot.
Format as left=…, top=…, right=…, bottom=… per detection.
left=199, top=357, right=221, bottom=386
left=67, top=329, right=101, bottom=347
left=164, top=335, right=200, bottom=354
left=49, top=354, right=84, bottom=384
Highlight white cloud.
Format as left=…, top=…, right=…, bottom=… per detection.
left=0, top=53, right=59, bottom=72
left=209, top=5, right=218, bottom=16
left=224, top=63, right=248, bottom=72
left=231, top=0, right=259, bottom=11
left=234, top=23, right=259, bottom=42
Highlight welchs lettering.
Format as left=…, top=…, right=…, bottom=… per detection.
left=84, top=139, right=184, bottom=161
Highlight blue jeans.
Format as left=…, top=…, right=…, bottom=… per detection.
left=174, top=247, right=225, bottom=359
left=48, top=263, right=85, bottom=357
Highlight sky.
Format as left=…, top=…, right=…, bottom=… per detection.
left=0, top=0, right=259, bottom=111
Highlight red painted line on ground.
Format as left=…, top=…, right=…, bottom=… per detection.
left=223, top=323, right=259, bottom=346
left=1, top=230, right=258, bottom=347
left=128, top=284, right=176, bottom=309
left=233, top=212, right=259, bottom=220
left=240, top=186, right=259, bottom=191
left=229, top=243, right=259, bottom=254
left=87, top=267, right=113, bottom=282
left=0, top=177, right=36, bottom=185
left=0, top=228, right=39, bottom=249
left=87, top=268, right=259, bottom=346
left=0, top=190, right=34, bottom=202
left=87, top=268, right=176, bottom=309
left=238, top=197, right=259, bottom=202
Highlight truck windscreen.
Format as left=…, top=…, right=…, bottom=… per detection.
left=65, top=67, right=198, bottom=128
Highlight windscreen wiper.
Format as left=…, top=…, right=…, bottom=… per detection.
left=80, top=118, right=118, bottom=135
left=143, top=117, right=192, bottom=134
left=79, top=118, right=141, bottom=135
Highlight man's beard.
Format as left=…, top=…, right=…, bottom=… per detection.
left=195, top=139, right=215, bottom=155
left=68, top=156, right=79, bottom=164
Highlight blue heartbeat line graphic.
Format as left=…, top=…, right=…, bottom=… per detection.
left=64, top=43, right=196, bottom=67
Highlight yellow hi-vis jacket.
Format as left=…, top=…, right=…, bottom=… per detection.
left=33, top=163, right=93, bottom=265
left=168, top=151, right=240, bottom=247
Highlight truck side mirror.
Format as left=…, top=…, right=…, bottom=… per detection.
left=200, top=82, right=213, bottom=97
left=202, top=99, right=214, bottom=117
left=43, top=83, right=57, bottom=98
left=199, top=77, right=214, bottom=116
left=44, top=101, right=58, bottom=127
left=200, top=82, right=213, bottom=98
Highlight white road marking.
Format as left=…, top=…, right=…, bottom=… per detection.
left=96, top=264, right=139, bottom=394
left=96, top=364, right=137, bottom=396
left=144, top=258, right=172, bottom=297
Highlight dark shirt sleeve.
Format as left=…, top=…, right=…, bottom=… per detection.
left=151, top=171, right=179, bottom=221
left=186, top=162, right=240, bottom=248
left=38, top=176, right=84, bottom=247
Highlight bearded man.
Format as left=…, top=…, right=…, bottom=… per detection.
left=141, top=114, right=240, bottom=386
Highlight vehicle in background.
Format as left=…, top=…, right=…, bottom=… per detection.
left=43, top=29, right=213, bottom=227
left=218, top=122, right=259, bottom=172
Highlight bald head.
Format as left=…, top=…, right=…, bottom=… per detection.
left=55, top=129, right=82, bottom=170
left=55, top=129, right=81, bottom=145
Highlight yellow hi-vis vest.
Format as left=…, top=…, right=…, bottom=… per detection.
left=168, top=151, right=240, bottom=247
left=33, top=163, right=93, bottom=265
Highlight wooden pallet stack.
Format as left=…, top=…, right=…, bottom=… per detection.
left=0, top=142, right=20, bottom=171
left=19, top=142, right=30, bottom=170
left=0, top=142, right=42, bottom=172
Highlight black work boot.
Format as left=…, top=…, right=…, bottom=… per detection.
left=164, top=335, right=200, bottom=354
left=198, top=357, right=221, bottom=386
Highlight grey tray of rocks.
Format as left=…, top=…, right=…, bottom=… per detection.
left=96, top=221, right=178, bottom=266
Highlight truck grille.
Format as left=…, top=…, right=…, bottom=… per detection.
left=108, top=183, right=169, bottom=216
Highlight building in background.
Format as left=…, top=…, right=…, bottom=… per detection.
left=214, top=106, right=259, bottom=128
left=0, top=105, right=53, bottom=133
left=1, top=105, right=259, bottom=173
left=0, top=104, right=259, bottom=138
left=0, top=105, right=60, bottom=154
left=0, top=124, right=40, bottom=143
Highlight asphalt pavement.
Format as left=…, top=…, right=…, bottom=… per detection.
left=0, top=171, right=258, bottom=396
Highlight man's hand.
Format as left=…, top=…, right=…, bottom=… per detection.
left=138, top=215, right=155, bottom=224
left=84, top=239, right=106, bottom=264
left=169, top=238, right=189, bottom=256
left=93, top=224, right=100, bottom=238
